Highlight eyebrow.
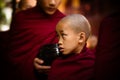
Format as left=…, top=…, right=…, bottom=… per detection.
left=59, top=30, right=64, bottom=33
left=56, top=30, right=64, bottom=34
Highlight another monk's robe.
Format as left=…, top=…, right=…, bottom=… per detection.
left=4, top=6, right=65, bottom=80
left=48, top=46, right=95, bottom=80
left=95, top=11, right=120, bottom=80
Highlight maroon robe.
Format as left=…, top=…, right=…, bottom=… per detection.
left=4, top=6, right=65, bottom=80
left=48, top=46, right=95, bottom=80
left=95, top=11, right=120, bottom=80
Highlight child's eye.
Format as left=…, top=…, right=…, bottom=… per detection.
left=56, top=34, right=60, bottom=39
left=61, top=33, right=65, bottom=36
left=61, top=33, right=67, bottom=38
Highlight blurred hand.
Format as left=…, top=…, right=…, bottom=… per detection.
left=33, top=58, right=51, bottom=74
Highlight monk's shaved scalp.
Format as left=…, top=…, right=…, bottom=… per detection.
left=57, top=14, right=91, bottom=40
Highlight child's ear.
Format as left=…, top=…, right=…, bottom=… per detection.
left=78, top=32, right=86, bottom=43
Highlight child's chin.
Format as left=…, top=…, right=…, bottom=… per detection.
left=60, top=52, right=74, bottom=58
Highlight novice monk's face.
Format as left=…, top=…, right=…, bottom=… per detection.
left=37, top=0, right=61, bottom=15
left=56, top=23, right=81, bottom=55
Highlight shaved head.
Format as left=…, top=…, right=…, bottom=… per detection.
left=56, top=14, right=91, bottom=40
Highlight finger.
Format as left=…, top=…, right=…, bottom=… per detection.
left=39, top=65, right=51, bottom=69
left=34, top=58, right=44, bottom=64
left=37, top=65, right=51, bottom=73
left=34, top=61, right=51, bottom=70
left=34, top=58, right=43, bottom=70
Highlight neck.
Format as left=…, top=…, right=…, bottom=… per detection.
left=76, top=42, right=86, bottom=54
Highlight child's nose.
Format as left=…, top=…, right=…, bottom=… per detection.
left=58, top=38, right=62, bottom=45
left=49, top=0, right=56, bottom=6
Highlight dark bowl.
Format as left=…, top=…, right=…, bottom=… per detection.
left=37, top=43, right=60, bottom=66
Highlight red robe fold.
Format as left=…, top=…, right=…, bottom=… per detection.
left=4, top=6, right=65, bottom=80
left=95, top=11, right=120, bottom=80
left=48, top=47, right=95, bottom=80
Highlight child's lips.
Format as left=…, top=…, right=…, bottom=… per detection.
left=59, top=47, right=64, bottom=52
left=48, top=7, right=56, bottom=12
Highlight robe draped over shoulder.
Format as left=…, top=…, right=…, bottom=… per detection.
left=5, top=6, right=65, bottom=80
left=48, top=47, right=95, bottom=80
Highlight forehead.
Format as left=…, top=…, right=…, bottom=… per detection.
left=56, top=22, right=75, bottom=33
left=57, top=22, right=69, bottom=29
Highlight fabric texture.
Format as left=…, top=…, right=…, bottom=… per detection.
left=48, top=46, right=95, bottom=80
left=95, top=11, right=120, bottom=80
left=4, top=6, right=65, bottom=80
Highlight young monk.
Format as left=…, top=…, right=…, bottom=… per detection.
left=48, top=14, right=95, bottom=80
